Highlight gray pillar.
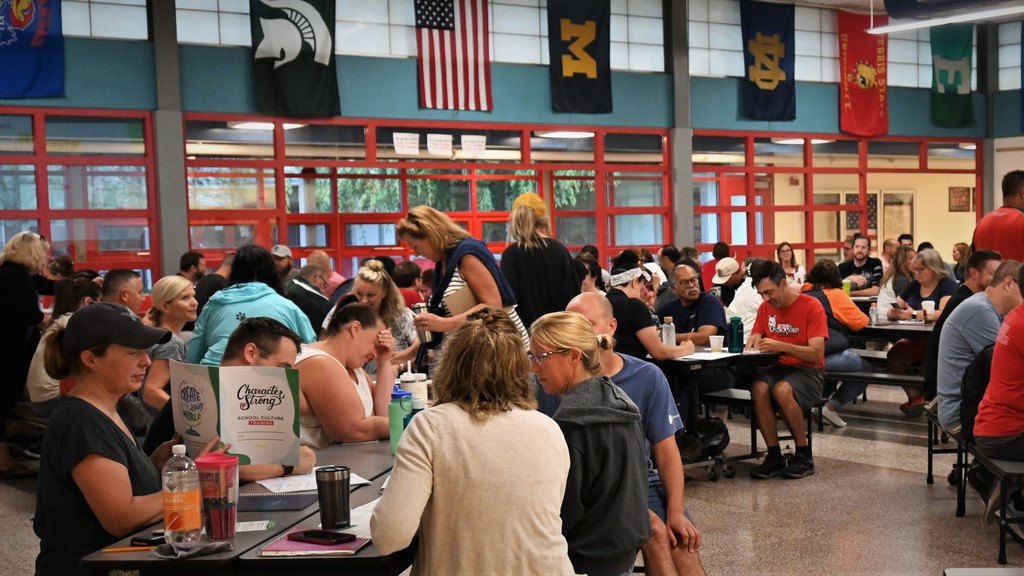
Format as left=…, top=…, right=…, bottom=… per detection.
left=151, top=1, right=189, bottom=276
left=980, top=22, right=998, bottom=213
left=668, top=0, right=693, bottom=249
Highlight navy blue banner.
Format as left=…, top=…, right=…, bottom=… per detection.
left=740, top=0, right=795, bottom=121
left=547, top=0, right=612, bottom=113
left=0, top=0, right=64, bottom=98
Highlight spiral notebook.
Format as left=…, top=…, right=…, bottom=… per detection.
left=239, top=491, right=319, bottom=512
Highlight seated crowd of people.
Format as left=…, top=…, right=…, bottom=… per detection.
left=6, top=175, right=1024, bottom=574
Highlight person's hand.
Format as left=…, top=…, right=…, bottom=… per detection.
left=676, top=341, right=696, bottom=357
left=413, top=312, right=446, bottom=333
left=665, top=511, right=702, bottom=553
left=375, top=328, right=395, bottom=359
left=756, top=337, right=785, bottom=353
left=846, top=274, right=867, bottom=287
left=745, top=334, right=761, bottom=351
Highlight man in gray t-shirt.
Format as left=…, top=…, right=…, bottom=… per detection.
left=937, top=261, right=1023, bottom=431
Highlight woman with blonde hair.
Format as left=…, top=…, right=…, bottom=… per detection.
left=396, top=205, right=528, bottom=363
left=952, top=242, right=972, bottom=283
left=876, top=245, right=916, bottom=312
left=529, top=311, right=650, bottom=576
left=138, top=275, right=197, bottom=413
left=501, top=192, right=581, bottom=327
left=296, top=302, right=395, bottom=448
left=0, top=231, right=50, bottom=477
left=372, top=308, right=573, bottom=575
left=324, top=259, right=418, bottom=374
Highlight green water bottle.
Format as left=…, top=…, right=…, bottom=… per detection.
left=728, top=316, right=744, bottom=353
left=388, top=386, right=413, bottom=454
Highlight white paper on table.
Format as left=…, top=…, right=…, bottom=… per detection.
left=255, top=469, right=370, bottom=493
left=237, top=520, right=275, bottom=532
left=685, top=352, right=738, bottom=361
left=346, top=498, right=380, bottom=539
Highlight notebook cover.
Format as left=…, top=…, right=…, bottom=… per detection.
left=238, top=492, right=319, bottom=512
left=259, top=527, right=370, bottom=556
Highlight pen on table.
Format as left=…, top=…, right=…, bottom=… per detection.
left=102, top=546, right=156, bottom=553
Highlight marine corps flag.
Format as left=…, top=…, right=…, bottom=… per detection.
left=838, top=11, right=888, bottom=137
left=740, top=0, right=795, bottom=121
left=930, top=24, right=974, bottom=128
left=547, top=0, right=611, bottom=114
left=250, top=0, right=340, bottom=118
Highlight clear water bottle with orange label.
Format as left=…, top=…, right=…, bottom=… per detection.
left=162, top=444, right=203, bottom=551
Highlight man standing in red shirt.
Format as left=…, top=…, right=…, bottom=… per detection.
left=973, top=170, right=1024, bottom=262
left=746, top=261, right=828, bottom=480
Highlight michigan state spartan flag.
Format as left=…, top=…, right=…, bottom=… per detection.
left=739, top=0, right=795, bottom=121
left=250, top=0, right=340, bottom=118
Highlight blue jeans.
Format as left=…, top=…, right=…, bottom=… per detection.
left=825, top=350, right=874, bottom=408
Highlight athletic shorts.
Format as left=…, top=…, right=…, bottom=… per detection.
left=755, top=365, right=825, bottom=411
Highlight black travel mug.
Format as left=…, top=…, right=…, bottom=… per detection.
left=315, top=466, right=350, bottom=529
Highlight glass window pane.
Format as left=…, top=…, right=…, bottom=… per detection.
left=0, top=219, right=39, bottom=243
left=188, top=167, right=276, bottom=209
left=338, top=168, right=402, bottom=213
left=604, top=133, right=664, bottom=163
left=926, top=142, right=977, bottom=170
left=477, top=178, right=539, bottom=212
left=287, top=223, right=329, bottom=247
left=285, top=124, right=366, bottom=160
left=482, top=221, right=509, bottom=243
left=610, top=172, right=662, bottom=207
left=285, top=167, right=332, bottom=214
left=50, top=218, right=150, bottom=261
left=553, top=171, right=596, bottom=210
left=613, top=214, right=663, bottom=246
left=345, top=223, right=396, bottom=247
left=753, top=137, right=804, bottom=167
left=555, top=216, right=597, bottom=247
left=0, top=115, right=33, bottom=154
left=407, top=178, right=471, bottom=212
left=868, top=141, right=920, bottom=169
left=693, top=174, right=720, bottom=207
left=531, top=133, right=595, bottom=164
left=48, top=165, right=147, bottom=210
left=812, top=139, right=859, bottom=168
left=0, top=165, right=37, bottom=210
left=693, top=135, right=745, bottom=166
left=693, top=212, right=723, bottom=246
left=190, top=224, right=256, bottom=250
left=185, top=120, right=275, bottom=159
left=45, top=116, right=146, bottom=156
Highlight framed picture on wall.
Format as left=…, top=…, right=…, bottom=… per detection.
left=883, top=192, right=915, bottom=243
left=949, top=187, right=971, bottom=212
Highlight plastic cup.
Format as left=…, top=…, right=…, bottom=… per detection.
left=196, top=453, right=239, bottom=540
left=921, top=301, right=936, bottom=320
left=709, top=335, right=725, bottom=352
left=842, top=280, right=852, bottom=295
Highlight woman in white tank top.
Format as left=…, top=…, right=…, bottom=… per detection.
left=295, top=303, right=395, bottom=449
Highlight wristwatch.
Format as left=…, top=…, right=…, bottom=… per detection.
left=911, top=311, right=918, bottom=320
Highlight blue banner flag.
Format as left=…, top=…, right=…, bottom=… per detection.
left=740, top=0, right=795, bottom=121
left=0, top=0, right=64, bottom=98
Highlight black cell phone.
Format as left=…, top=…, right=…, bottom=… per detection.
left=287, top=530, right=356, bottom=546
left=891, top=302, right=906, bottom=310
left=129, top=534, right=165, bottom=547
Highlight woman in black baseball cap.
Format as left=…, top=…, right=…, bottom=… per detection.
left=33, top=302, right=219, bottom=576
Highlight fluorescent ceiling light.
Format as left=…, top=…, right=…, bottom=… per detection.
left=867, top=5, right=1024, bottom=34
left=534, top=130, right=595, bottom=139
left=959, top=142, right=977, bottom=150
left=227, top=121, right=306, bottom=130
left=771, top=138, right=834, bottom=145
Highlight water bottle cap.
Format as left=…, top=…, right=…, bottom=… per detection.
left=730, top=316, right=741, bottom=322
left=391, top=385, right=413, bottom=400
left=663, top=316, right=672, bottom=323
left=172, top=444, right=186, bottom=455
left=400, top=372, right=427, bottom=382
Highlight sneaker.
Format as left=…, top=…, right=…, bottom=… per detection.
left=900, top=396, right=927, bottom=418
left=750, top=453, right=788, bottom=480
left=985, top=481, right=1003, bottom=526
left=783, top=452, right=816, bottom=479
left=924, top=397, right=938, bottom=411
left=967, top=464, right=996, bottom=503
left=818, top=405, right=848, bottom=428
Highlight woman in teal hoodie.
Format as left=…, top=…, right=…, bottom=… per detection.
left=186, top=244, right=317, bottom=365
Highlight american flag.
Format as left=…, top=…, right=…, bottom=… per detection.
left=415, top=0, right=492, bottom=111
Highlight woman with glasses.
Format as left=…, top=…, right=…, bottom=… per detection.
left=371, top=308, right=573, bottom=575
left=529, top=311, right=650, bottom=576
left=296, top=302, right=395, bottom=448
left=776, top=241, right=804, bottom=284
left=886, top=249, right=958, bottom=416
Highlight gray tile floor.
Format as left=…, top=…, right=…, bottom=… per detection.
left=1, top=386, right=1021, bottom=575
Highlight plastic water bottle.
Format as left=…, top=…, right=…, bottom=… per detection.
left=869, top=303, right=879, bottom=326
left=661, top=316, right=676, bottom=346
left=162, top=445, right=202, bottom=551
left=404, top=396, right=426, bottom=429
left=389, top=386, right=413, bottom=454
left=728, top=316, right=744, bottom=353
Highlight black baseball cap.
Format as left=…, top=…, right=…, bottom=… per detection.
left=64, top=302, right=171, bottom=358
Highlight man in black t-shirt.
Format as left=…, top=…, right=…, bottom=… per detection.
left=606, top=266, right=694, bottom=361
left=838, top=234, right=883, bottom=296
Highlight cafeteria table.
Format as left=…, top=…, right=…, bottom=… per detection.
left=81, top=440, right=397, bottom=576
left=854, top=320, right=934, bottom=341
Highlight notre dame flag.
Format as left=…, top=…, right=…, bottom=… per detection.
left=740, top=0, right=795, bottom=121
left=250, top=0, right=340, bottom=118
left=547, top=0, right=611, bottom=114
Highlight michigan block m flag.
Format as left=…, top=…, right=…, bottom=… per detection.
left=250, top=0, right=340, bottom=118
left=930, top=24, right=974, bottom=128
left=740, top=0, right=795, bottom=121
left=0, top=0, right=64, bottom=98
left=547, top=0, right=611, bottom=114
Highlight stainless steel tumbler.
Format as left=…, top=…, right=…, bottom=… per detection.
left=410, top=302, right=433, bottom=344
left=315, top=466, right=351, bottom=529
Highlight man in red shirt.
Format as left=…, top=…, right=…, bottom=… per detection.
left=973, top=170, right=1024, bottom=262
left=746, top=261, right=828, bottom=480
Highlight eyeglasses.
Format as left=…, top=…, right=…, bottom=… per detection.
left=528, top=349, right=568, bottom=365
left=676, top=277, right=700, bottom=286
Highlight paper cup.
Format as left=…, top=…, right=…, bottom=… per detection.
left=921, top=301, right=935, bottom=315
left=709, top=335, right=725, bottom=352
left=196, top=453, right=239, bottom=540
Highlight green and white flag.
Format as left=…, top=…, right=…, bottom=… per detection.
left=930, top=24, right=974, bottom=128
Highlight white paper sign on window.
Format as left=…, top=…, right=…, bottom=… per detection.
left=393, top=132, right=420, bottom=155
left=427, top=134, right=453, bottom=156
left=461, top=135, right=487, bottom=157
